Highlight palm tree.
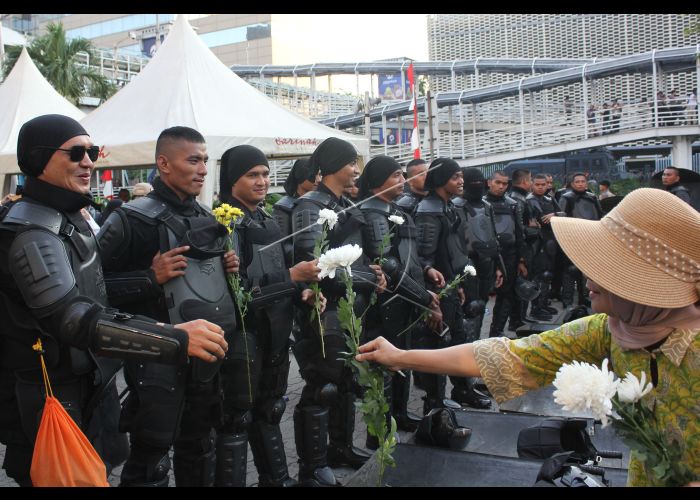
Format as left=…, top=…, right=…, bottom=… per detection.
left=2, top=22, right=116, bottom=105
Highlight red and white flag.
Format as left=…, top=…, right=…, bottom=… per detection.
left=102, top=170, right=113, bottom=199
left=407, top=63, right=421, bottom=159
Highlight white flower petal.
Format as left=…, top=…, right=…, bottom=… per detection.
left=553, top=359, right=618, bottom=425
left=463, top=265, right=477, bottom=276
left=317, top=209, right=339, bottom=230
left=388, top=215, right=405, bottom=225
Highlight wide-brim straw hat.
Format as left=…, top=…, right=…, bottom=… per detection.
left=551, top=187, right=700, bottom=308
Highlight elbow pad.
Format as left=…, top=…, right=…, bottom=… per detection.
left=60, top=299, right=188, bottom=365
left=381, top=256, right=432, bottom=307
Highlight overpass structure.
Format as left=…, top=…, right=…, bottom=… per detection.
left=314, top=46, right=700, bottom=170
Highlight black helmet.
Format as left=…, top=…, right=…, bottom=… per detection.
left=515, top=276, right=541, bottom=301
left=463, top=299, right=486, bottom=319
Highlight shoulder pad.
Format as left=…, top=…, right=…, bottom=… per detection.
left=560, top=191, right=575, bottom=200
left=9, top=229, right=76, bottom=316
left=525, top=193, right=536, bottom=200
left=300, top=189, right=333, bottom=207
left=274, top=195, right=296, bottom=212
left=1, top=200, right=63, bottom=234
left=583, top=192, right=598, bottom=201
left=395, top=193, right=417, bottom=209
left=97, top=209, right=131, bottom=265
left=258, top=206, right=272, bottom=219
left=121, top=196, right=168, bottom=220
left=360, top=197, right=391, bottom=213
left=503, top=195, right=519, bottom=207
left=416, top=197, right=444, bottom=215
left=451, top=197, right=466, bottom=208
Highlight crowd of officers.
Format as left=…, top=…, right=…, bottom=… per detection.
left=1, top=114, right=691, bottom=488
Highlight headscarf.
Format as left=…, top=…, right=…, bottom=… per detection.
left=357, top=155, right=401, bottom=199
left=283, top=157, right=314, bottom=196
left=423, top=158, right=460, bottom=191
left=219, top=145, right=269, bottom=202
left=308, top=137, right=357, bottom=176
left=17, top=114, right=89, bottom=177
left=607, top=293, right=700, bottom=350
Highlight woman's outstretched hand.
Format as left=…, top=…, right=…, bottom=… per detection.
left=356, top=336, right=405, bottom=372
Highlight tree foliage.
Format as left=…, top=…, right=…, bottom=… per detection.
left=2, top=22, right=116, bottom=105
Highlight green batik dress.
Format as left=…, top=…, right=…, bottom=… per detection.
left=472, top=313, right=699, bottom=486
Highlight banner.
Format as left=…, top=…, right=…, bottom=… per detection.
left=378, top=74, right=412, bottom=101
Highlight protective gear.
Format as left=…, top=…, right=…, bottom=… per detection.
left=490, top=197, right=519, bottom=247
left=515, top=276, right=541, bottom=301
left=272, top=195, right=297, bottom=259
left=294, top=406, right=337, bottom=486
left=249, top=421, right=297, bottom=486
left=560, top=191, right=603, bottom=221
left=416, top=407, right=472, bottom=450
left=119, top=449, right=171, bottom=487
left=327, top=392, right=371, bottom=469
left=463, top=299, right=486, bottom=319
left=395, top=190, right=423, bottom=215
left=214, top=432, right=249, bottom=487
left=455, top=197, right=500, bottom=259
left=172, top=439, right=216, bottom=487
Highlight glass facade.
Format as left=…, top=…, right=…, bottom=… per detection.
left=66, top=14, right=175, bottom=40
left=198, top=23, right=271, bottom=48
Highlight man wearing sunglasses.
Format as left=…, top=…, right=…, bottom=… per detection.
left=0, top=114, right=228, bottom=486
left=98, top=126, right=240, bottom=487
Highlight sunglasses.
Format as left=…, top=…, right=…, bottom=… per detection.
left=38, top=145, right=100, bottom=162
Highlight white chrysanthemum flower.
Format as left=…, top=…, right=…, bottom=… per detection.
left=317, top=209, right=338, bottom=230
left=388, top=215, right=405, bottom=225
left=617, top=371, right=653, bottom=404
left=317, top=244, right=363, bottom=279
left=553, top=359, right=618, bottom=427
left=463, top=265, right=477, bottom=277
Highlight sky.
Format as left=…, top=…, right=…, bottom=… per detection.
left=271, top=14, right=430, bottom=95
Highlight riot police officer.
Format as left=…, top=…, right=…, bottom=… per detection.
left=454, top=167, right=503, bottom=337
left=526, top=174, right=566, bottom=319
left=395, top=158, right=429, bottom=214
left=357, top=156, right=442, bottom=437
left=415, top=158, right=491, bottom=411
left=558, top=172, right=603, bottom=308
left=98, top=126, right=239, bottom=487
left=216, top=145, right=323, bottom=487
left=0, top=115, right=227, bottom=486
left=290, top=137, right=385, bottom=486
left=271, top=157, right=319, bottom=247
left=661, top=166, right=692, bottom=204
left=485, top=171, right=529, bottom=337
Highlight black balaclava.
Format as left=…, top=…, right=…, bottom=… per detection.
left=309, top=137, right=358, bottom=176
left=357, top=155, right=402, bottom=199
left=462, top=167, right=486, bottom=202
left=17, top=114, right=89, bottom=177
left=423, top=158, right=460, bottom=191
left=283, top=157, right=314, bottom=196
left=219, top=145, right=269, bottom=204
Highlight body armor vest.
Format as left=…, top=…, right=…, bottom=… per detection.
left=272, top=195, right=295, bottom=238
left=454, top=197, right=499, bottom=259
left=124, top=197, right=237, bottom=381
left=488, top=196, right=518, bottom=248
left=395, top=191, right=423, bottom=216
left=561, top=192, right=600, bottom=220
left=230, top=210, right=296, bottom=356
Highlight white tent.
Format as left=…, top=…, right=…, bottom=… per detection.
left=0, top=48, right=86, bottom=186
left=1, top=26, right=27, bottom=48
left=81, top=15, right=369, bottom=206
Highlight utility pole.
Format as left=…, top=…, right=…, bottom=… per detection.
left=155, top=14, right=161, bottom=50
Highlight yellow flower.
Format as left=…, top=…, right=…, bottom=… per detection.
left=213, top=203, right=244, bottom=233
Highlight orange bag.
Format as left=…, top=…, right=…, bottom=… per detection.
left=29, top=339, right=109, bottom=487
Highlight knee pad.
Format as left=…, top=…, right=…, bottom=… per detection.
left=256, top=397, right=287, bottom=425
left=317, top=383, right=339, bottom=407
left=220, top=409, right=253, bottom=435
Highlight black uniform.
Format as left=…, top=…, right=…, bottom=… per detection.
left=415, top=194, right=490, bottom=411
left=666, top=182, right=692, bottom=205
left=0, top=177, right=190, bottom=486
left=452, top=194, right=499, bottom=337
left=98, top=177, right=235, bottom=487
left=291, top=183, right=378, bottom=485
left=484, top=191, right=528, bottom=336
left=360, top=197, right=433, bottom=434
left=558, top=190, right=603, bottom=307
left=395, top=189, right=424, bottom=215
left=526, top=193, right=565, bottom=316
left=215, top=198, right=301, bottom=487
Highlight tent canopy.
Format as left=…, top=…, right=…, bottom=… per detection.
left=0, top=48, right=85, bottom=174
left=81, top=14, right=369, bottom=206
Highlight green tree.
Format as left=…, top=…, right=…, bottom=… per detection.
left=684, top=14, right=700, bottom=36
left=2, top=22, right=116, bottom=105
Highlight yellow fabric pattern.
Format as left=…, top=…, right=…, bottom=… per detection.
left=472, top=314, right=699, bottom=486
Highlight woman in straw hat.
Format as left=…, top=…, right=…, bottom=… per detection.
left=356, top=188, right=700, bottom=486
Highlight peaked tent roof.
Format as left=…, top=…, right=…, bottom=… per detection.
left=80, top=15, right=369, bottom=206
left=1, top=26, right=27, bottom=47
left=0, top=48, right=85, bottom=171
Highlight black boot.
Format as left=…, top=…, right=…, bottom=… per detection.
left=451, top=378, right=492, bottom=410
left=328, top=392, right=371, bottom=469
left=119, top=447, right=171, bottom=487
left=294, top=406, right=337, bottom=486
left=214, top=432, right=249, bottom=487
left=173, top=438, right=216, bottom=487
left=249, top=421, right=297, bottom=487
left=391, top=371, right=421, bottom=433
